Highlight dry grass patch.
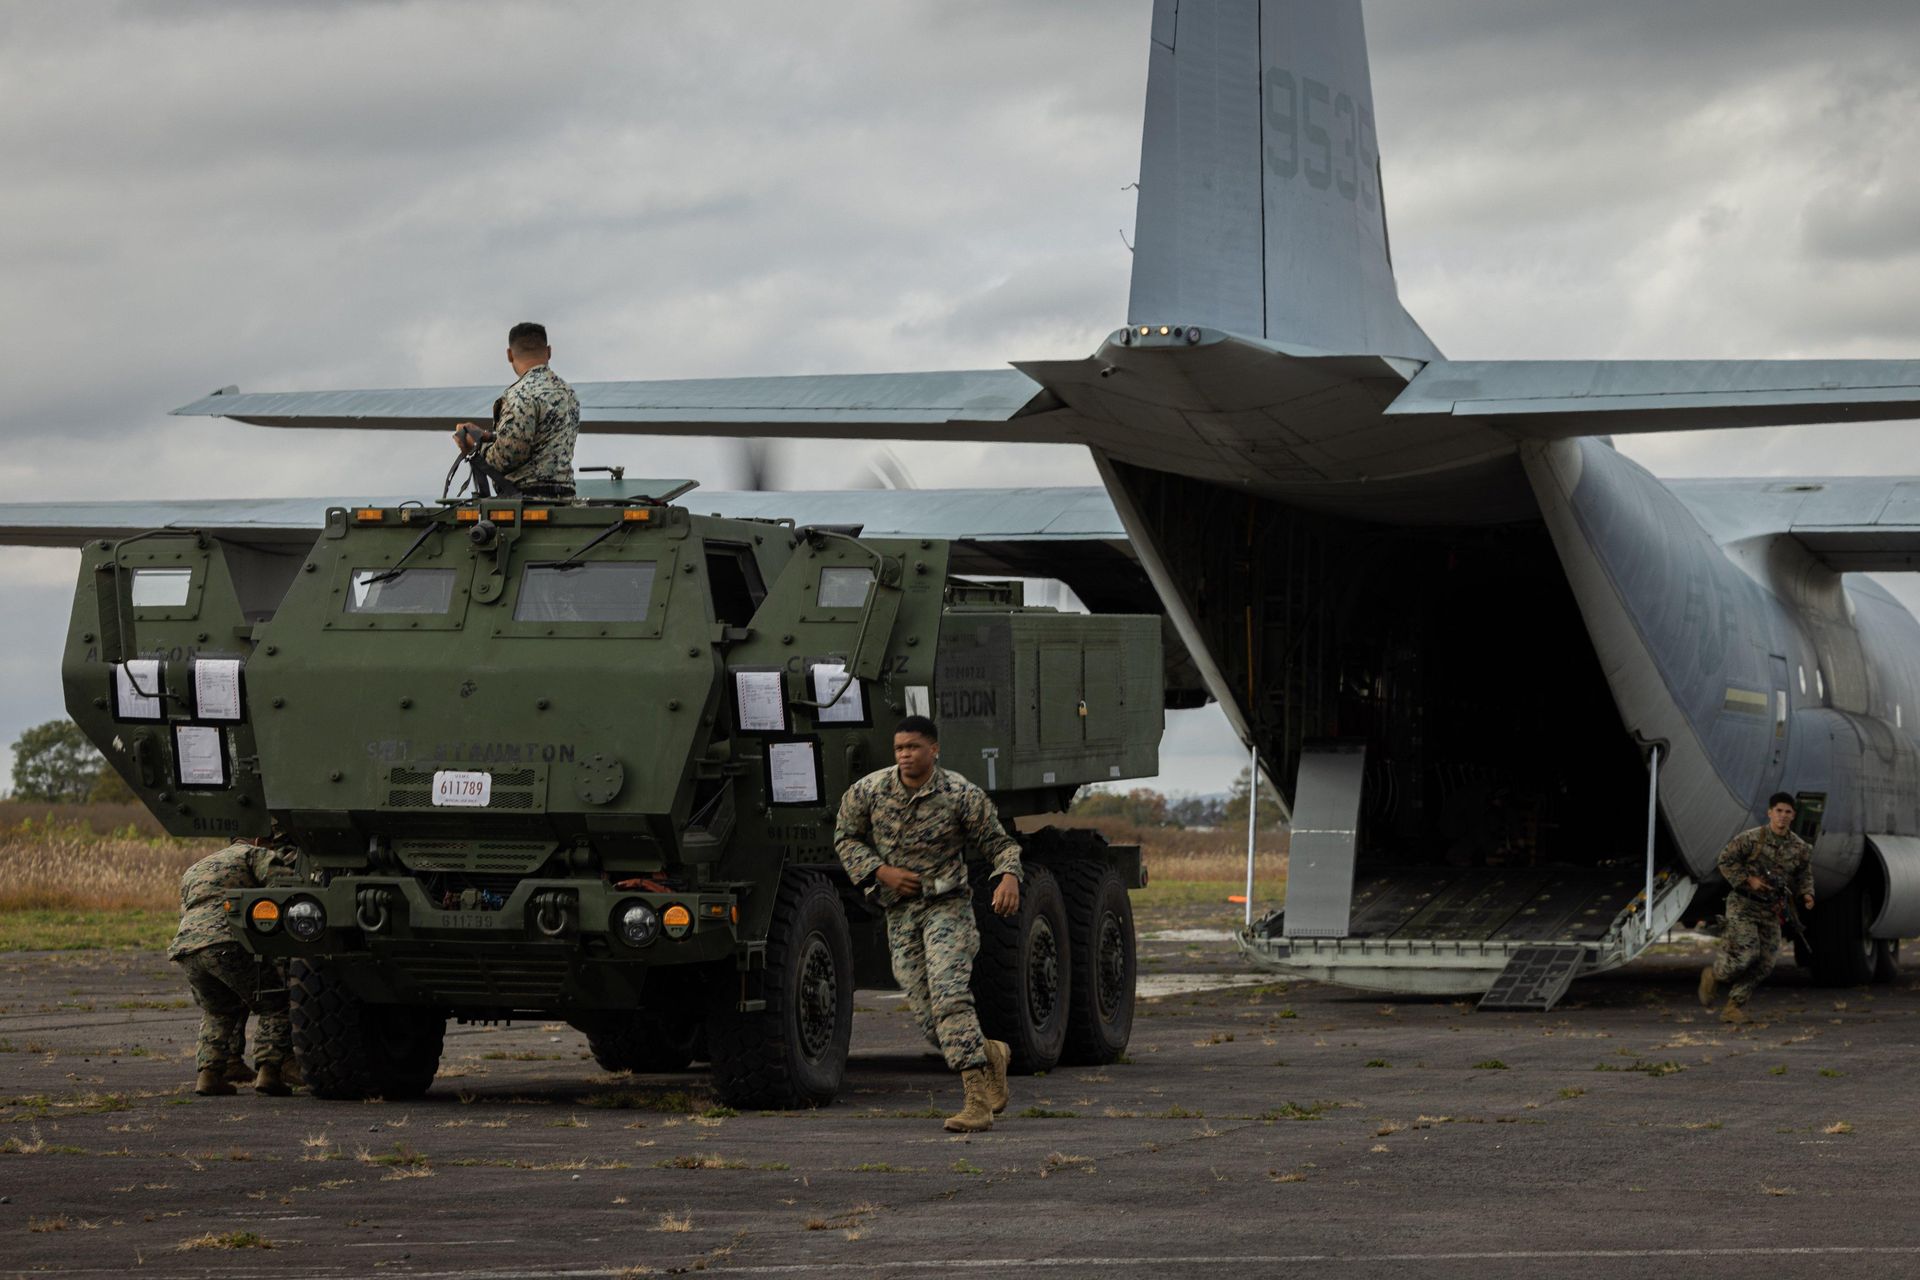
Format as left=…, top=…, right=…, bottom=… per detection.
left=654, top=1210, right=693, bottom=1233
left=655, top=1153, right=749, bottom=1170
left=178, top=1230, right=273, bottom=1251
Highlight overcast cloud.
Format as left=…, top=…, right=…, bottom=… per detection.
left=5, top=1, right=1920, bottom=795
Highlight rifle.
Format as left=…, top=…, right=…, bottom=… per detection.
left=1758, top=866, right=1814, bottom=955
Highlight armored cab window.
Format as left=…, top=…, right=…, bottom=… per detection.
left=346, top=568, right=456, bottom=615
left=515, top=562, right=657, bottom=623
left=705, top=543, right=766, bottom=626
left=817, top=565, right=873, bottom=609
left=130, top=568, right=193, bottom=608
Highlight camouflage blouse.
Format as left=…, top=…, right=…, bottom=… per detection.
left=483, top=364, right=580, bottom=488
left=167, top=841, right=299, bottom=960
left=834, top=766, right=1023, bottom=907
left=1716, top=824, right=1813, bottom=915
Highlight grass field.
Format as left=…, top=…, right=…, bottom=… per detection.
left=0, top=804, right=1287, bottom=950
left=0, top=802, right=209, bottom=950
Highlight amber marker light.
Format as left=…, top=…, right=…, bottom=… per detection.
left=249, top=899, right=281, bottom=932
left=661, top=903, right=692, bottom=938
left=487, top=510, right=516, bottom=523
left=456, top=508, right=481, bottom=522
left=355, top=508, right=384, bottom=522
left=521, top=509, right=550, bottom=523
left=622, top=509, right=652, bottom=523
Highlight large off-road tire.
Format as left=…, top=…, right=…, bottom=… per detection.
left=1058, top=860, right=1136, bottom=1065
left=287, top=958, right=444, bottom=1100
left=706, top=871, right=853, bottom=1109
left=973, top=864, right=1069, bottom=1074
left=1874, top=937, right=1901, bottom=984
left=1807, top=879, right=1878, bottom=987
left=575, top=999, right=708, bottom=1075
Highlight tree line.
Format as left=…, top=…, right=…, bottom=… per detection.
left=8, top=719, right=133, bottom=803
left=1069, top=765, right=1284, bottom=830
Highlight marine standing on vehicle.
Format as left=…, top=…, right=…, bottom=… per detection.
left=450, top=321, right=580, bottom=497
left=835, top=715, right=1019, bottom=1131
left=169, top=836, right=301, bottom=1096
left=1700, top=792, right=1814, bottom=1023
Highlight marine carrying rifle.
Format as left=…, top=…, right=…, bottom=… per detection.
left=1758, top=866, right=1813, bottom=956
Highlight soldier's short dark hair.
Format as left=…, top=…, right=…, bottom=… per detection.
left=508, top=322, right=549, bottom=354
left=1768, top=791, right=1796, bottom=811
left=894, top=715, right=938, bottom=742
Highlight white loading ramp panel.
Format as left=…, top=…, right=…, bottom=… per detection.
left=1238, top=865, right=1697, bottom=999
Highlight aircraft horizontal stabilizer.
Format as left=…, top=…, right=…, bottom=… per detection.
left=1391, top=359, right=1920, bottom=436
left=1670, top=475, right=1920, bottom=573
left=171, top=370, right=1078, bottom=443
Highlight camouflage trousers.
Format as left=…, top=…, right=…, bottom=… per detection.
left=176, top=943, right=290, bottom=1071
left=885, top=892, right=987, bottom=1072
left=1712, top=904, right=1784, bottom=1005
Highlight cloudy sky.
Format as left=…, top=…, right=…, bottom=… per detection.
left=6, top=0, right=1920, bottom=796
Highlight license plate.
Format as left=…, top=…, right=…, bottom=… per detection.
left=431, top=770, right=492, bottom=807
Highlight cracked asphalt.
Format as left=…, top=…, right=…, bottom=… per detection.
left=3, top=928, right=1917, bottom=1278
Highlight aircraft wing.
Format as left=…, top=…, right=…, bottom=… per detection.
left=0, top=483, right=1205, bottom=697
left=0, top=485, right=1123, bottom=550
left=1671, top=476, right=1920, bottom=572
left=1389, top=359, right=1920, bottom=436
left=171, top=369, right=1087, bottom=444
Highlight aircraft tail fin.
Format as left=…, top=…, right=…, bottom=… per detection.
left=1126, top=0, right=1439, bottom=362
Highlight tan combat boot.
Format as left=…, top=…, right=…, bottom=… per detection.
left=984, top=1040, right=1011, bottom=1115
left=280, top=1057, right=305, bottom=1089
left=194, top=1068, right=237, bottom=1097
left=224, top=1060, right=255, bottom=1084
left=252, top=1062, right=291, bottom=1097
left=1697, top=967, right=1718, bottom=1009
left=943, top=1068, right=994, bottom=1133
left=1721, top=999, right=1752, bottom=1026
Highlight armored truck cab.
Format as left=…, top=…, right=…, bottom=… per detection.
left=63, top=492, right=1161, bottom=1106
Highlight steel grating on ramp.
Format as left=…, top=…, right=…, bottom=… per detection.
left=1476, top=945, right=1589, bottom=1012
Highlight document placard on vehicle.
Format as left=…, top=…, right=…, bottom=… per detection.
left=767, top=738, right=823, bottom=806
left=432, top=770, right=492, bottom=807
left=114, top=660, right=164, bottom=721
left=809, top=662, right=867, bottom=725
left=173, top=725, right=227, bottom=788
left=193, top=658, right=244, bottom=722
left=732, top=668, right=788, bottom=733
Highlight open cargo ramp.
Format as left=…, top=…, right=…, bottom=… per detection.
left=1238, top=865, right=1696, bottom=998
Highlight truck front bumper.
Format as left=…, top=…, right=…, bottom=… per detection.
left=222, top=876, right=743, bottom=1013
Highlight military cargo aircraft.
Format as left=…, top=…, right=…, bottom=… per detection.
left=11, top=0, right=1920, bottom=1005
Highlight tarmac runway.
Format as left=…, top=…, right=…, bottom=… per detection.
left=3, top=928, right=1917, bottom=1278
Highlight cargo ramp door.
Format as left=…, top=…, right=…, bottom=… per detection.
left=1238, top=864, right=1696, bottom=999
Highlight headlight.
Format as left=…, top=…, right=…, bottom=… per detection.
left=616, top=901, right=659, bottom=947
left=248, top=899, right=281, bottom=934
left=283, top=897, right=326, bottom=942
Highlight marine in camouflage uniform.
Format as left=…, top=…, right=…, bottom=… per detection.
left=451, top=322, right=580, bottom=497
left=1702, top=796, right=1814, bottom=1021
left=168, top=839, right=299, bottom=1092
left=482, top=361, right=578, bottom=494
left=835, top=718, right=1022, bottom=1129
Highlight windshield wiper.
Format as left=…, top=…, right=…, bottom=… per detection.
left=550, top=515, right=633, bottom=572
left=361, top=519, right=447, bottom=586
